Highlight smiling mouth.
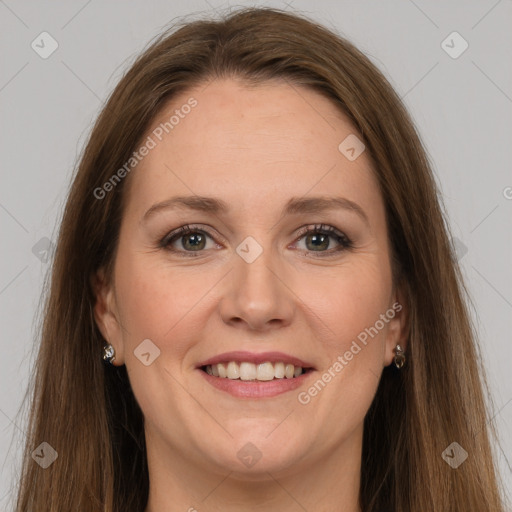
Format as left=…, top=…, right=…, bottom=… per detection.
left=200, top=361, right=314, bottom=381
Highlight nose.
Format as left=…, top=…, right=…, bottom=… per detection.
left=218, top=242, right=295, bottom=332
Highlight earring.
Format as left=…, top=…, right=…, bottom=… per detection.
left=102, top=343, right=116, bottom=365
left=393, top=344, right=405, bottom=369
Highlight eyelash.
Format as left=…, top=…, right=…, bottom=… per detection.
left=159, top=223, right=353, bottom=258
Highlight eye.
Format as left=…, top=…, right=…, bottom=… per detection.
left=292, top=224, right=353, bottom=257
left=159, top=223, right=353, bottom=258
left=160, top=224, right=218, bottom=257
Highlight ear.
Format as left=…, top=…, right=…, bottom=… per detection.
left=383, top=282, right=409, bottom=367
left=91, top=267, right=125, bottom=365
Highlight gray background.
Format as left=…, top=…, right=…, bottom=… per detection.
left=1, top=0, right=511, bottom=508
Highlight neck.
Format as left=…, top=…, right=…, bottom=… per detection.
left=143, top=425, right=363, bottom=512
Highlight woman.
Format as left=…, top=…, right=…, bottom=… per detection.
left=14, top=6, right=508, bottom=512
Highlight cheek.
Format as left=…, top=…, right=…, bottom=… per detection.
left=300, top=263, right=390, bottom=395
left=112, top=250, right=213, bottom=431
left=113, top=248, right=202, bottom=353
left=291, top=259, right=393, bottom=447
left=305, top=257, right=392, bottom=354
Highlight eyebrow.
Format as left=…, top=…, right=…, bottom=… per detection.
left=141, top=195, right=369, bottom=226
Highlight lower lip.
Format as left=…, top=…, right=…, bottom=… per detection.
left=198, top=369, right=314, bottom=398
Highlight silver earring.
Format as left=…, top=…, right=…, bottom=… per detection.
left=394, top=344, right=405, bottom=369
left=103, top=343, right=116, bottom=365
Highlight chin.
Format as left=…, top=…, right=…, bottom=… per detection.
left=197, top=430, right=310, bottom=478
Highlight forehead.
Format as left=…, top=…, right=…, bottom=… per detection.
left=124, top=78, right=384, bottom=225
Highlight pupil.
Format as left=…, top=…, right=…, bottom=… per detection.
left=184, top=233, right=205, bottom=250
left=308, top=233, right=328, bottom=251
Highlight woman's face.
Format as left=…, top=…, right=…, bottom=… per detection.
left=94, top=78, right=407, bottom=479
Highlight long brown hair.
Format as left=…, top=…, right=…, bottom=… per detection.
left=14, top=6, right=508, bottom=511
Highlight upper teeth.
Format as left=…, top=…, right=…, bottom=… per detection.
left=204, top=361, right=304, bottom=380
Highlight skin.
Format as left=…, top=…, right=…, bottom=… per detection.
left=93, top=78, right=408, bottom=512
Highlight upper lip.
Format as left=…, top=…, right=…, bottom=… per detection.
left=196, top=351, right=315, bottom=369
